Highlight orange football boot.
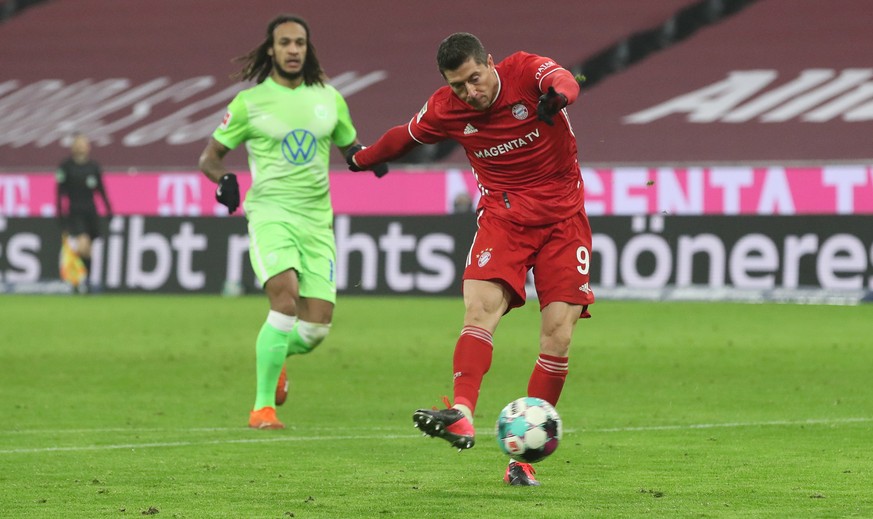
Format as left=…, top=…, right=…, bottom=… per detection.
left=412, top=397, right=475, bottom=450
left=248, top=407, right=284, bottom=430
left=504, top=461, right=540, bottom=486
left=275, top=365, right=289, bottom=406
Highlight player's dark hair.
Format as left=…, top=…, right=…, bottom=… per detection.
left=436, top=32, right=488, bottom=76
left=232, top=14, right=325, bottom=86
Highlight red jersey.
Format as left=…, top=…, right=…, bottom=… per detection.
left=412, top=52, right=583, bottom=226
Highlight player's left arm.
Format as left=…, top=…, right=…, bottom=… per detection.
left=334, top=89, right=389, bottom=177
left=536, top=63, right=580, bottom=125
left=95, top=165, right=113, bottom=216
left=539, top=67, right=580, bottom=106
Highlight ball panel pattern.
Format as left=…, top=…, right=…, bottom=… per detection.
left=495, top=396, right=562, bottom=463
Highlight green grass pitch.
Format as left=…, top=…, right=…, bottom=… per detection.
left=1, top=295, right=872, bottom=518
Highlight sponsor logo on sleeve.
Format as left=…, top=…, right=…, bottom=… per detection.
left=219, top=111, right=232, bottom=130
left=416, top=102, right=428, bottom=123
left=534, top=60, right=557, bottom=80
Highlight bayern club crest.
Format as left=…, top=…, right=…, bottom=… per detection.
left=477, top=248, right=493, bottom=267
left=511, top=104, right=529, bottom=120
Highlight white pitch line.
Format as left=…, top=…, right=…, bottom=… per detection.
left=0, top=417, right=870, bottom=455
left=0, top=434, right=414, bottom=454
left=589, top=416, right=873, bottom=433
left=0, top=426, right=402, bottom=435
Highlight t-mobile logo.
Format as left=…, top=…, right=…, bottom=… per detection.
left=0, top=176, right=29, bottom=217
left=157, top=175, right=202, bottom=216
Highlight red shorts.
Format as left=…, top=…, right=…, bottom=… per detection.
left=463, top=209, right=595, bottom=313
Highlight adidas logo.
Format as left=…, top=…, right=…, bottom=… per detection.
left=463, top=123, right=478, bottom=135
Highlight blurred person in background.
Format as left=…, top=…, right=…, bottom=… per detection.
left=56, top=132, right=112, bottom=293
left=348, top=32, right=593, bottom=486
left=198, top=14, right=386, bottom=430
left=452, top=192, right=474, bottom=213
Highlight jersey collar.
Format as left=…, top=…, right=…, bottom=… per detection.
left=489, top=68, right=502, bottom=109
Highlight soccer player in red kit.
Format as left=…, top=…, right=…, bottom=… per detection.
left=347, top=32, right=594, bottom=486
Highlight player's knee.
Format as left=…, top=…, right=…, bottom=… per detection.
left=540, top=328, right=572, bottom=357
left=296, top=320, right=331, bottom=353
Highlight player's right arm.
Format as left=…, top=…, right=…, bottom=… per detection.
left=349, top=123, right=417, bottom=170
left=351, top=95, right=447, bottom=170
left=199, top=138, right=241, bottom=213
left=200, top=94, right=249, bottom=182
left=55, top=165, right=68, bottom=224
left=200, top=95, right=249, bottom=213
left=198, top=138, right=232, bottom=183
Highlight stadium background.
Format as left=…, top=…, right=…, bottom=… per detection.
left=1, top=0, right=872, bottom=303
left=2, top=2, right=873, bottom=517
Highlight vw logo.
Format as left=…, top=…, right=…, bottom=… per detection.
left=281, top=129, right=317, bottom=165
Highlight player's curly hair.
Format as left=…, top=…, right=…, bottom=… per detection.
left=232, top=14, right=325, bottom=86
left=436, top=32, right=488, bottom=77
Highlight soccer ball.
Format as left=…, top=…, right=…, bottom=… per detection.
left=495, top=396, right=562, bottom=463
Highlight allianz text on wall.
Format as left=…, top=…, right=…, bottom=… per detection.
left=1, top=215, right=871, bottom=295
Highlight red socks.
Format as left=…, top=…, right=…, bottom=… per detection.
left=527, top=354, right=569, bottom=406
left=452, top=326, right=493, bottom=412
left=452, top=327, right=569, bottom=411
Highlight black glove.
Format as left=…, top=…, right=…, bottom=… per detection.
left=371, top=162, right=389, bottom=178
left=345, top=144, right=389, bottom=178
left=536, top=86, right=567, bottom=126
left=345, top=144, right=365, bottom=172
left=215, top=173, right=240, bottom=213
